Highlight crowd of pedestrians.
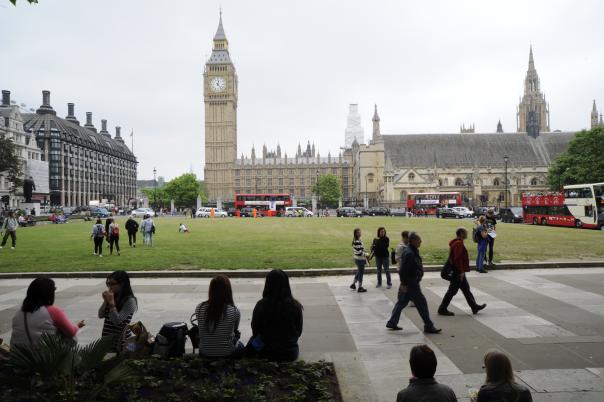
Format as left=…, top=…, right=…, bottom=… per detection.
left=89, top=214, right=154, bottom=257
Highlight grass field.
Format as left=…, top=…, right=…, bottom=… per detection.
left=0, top=216, right=603, bottom=273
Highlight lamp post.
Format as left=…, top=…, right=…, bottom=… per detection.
left=503, top=155, right=509, bottom=208
left=153, top=167, right=157, bottom=212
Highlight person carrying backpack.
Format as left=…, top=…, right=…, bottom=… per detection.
left=108, top=220, right=121, bottom=256
left=0, top=211, right=18, bottom=250
left=125, top=216, right=139, bottom=247
left=91, top=218, right=106, bottom=257
left=475, top=216, right=489, bottom=273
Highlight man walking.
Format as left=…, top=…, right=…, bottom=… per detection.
left=0, top=211, right=18, bottom=250
left=125, top=216, right=139, bottom=247
left=438, top=228, right=486, bottom=316
left=386, top=232, right=441, bottom=334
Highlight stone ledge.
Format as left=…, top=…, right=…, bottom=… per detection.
left=0, top=261, right=602, bottom=279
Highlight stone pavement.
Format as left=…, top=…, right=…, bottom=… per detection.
left=1, top=268, right=604, bottom=401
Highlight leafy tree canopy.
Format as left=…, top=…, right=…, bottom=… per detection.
left=312, top=174, right=342, bottom=206
left=548, top=127, right=604, bottom=189
left=0, top=135, right=24, bottom=192
left=141, top=173, right=207, bottom=208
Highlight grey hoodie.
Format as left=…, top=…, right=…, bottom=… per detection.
left=3, top=217, right=17, bottom=232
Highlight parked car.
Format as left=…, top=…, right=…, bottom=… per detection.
left=390, top=208, right=407, bottom=217
left=227, top=207, right=237, bottom=217
left=337, top=207, right=363, bottom=217
left=367, top=207, right=391, bottom=216
left=91, top=207, right=111, bottom=218
left=355, top=207, right=369, bottom=216
left=239, top=207, right=263, bottom=217
left=473, top=207, right=501, bottom=220
left=451, top=207, right=473, bottom=218
left=500, top=207, right=523, bottom=223
left=196, top=207, right=228, bottom=218
left=284, top=207, right=314, bottom=217
left=131, top=208, right=155, bottom=218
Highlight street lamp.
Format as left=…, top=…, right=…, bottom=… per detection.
left=503, top=155, right=509, bottom=208
left=465, top=175, right=472, bottom=207
left=153, top=167, right=157, bottom=212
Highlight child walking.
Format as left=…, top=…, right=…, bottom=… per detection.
left=351, top=228, right=368, bottom=293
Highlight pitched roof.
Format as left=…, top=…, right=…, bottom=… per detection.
left=22, top=112, right=136, bottom=162
left=383, top=132, right=575, bottom=169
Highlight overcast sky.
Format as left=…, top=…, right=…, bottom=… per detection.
left=2, top=0, right=603, bottom=180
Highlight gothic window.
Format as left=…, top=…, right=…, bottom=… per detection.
left=408, top=173, right=415, bottom=181
left=455, top=178, right=464, bottom=186
left=493, top=178, right=501, bottom=186
left=530, top=177, right=538, bottom=186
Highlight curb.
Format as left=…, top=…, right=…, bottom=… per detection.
left=0, top=261, right=603, bottom=279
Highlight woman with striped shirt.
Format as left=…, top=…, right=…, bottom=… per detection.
left=351, top=228, right=368, bottom=293
left=194, top=275, right=243, bottom=358
left=98, top=271, right=137, bottom=350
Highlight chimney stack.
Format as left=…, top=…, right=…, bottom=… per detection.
left=84, top=112, right=97, bottom=132
left=65, top=103, right=80, bottom=125
left=115, top=126, right=121, bottom=138
left=100, top=119, right=112, bottom=137
left=36, top=90, right=56, bottom=115
left=1, top=90, right=10, bottom=107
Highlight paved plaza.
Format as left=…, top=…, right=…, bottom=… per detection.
left=1, top=268, right=604, bottom=401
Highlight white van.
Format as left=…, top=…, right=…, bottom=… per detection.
left=285, top=207, right=314, bottom=217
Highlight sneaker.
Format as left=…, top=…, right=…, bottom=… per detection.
left=0, top=246, right=3, bottom=249
left=386, top=324, right=403, bottom=331
left=117, top=252, right=121, bottom=256
left=438, top=308, right=455, bottom=316
left=478, top=269, right=489, bottom=274
left=350, top=283, right=356, bottom=290
left=133, top=244, right=136, bottom=248
left=386, top=284, right=392, bottom=289
left=94, top=253, right=97, bottom=256
left=472, top=304, right=487, bottom=315
left=357, top=287, right=367, bottom=293
left=11, top=247, right=15, bottom=250
left=488, top=262, right=496, bottom=267
left=424, top=326, right=442, bottom=334
left=376, top=284, right=382, bottom=288
left=99, top=255, right=103, bottom=258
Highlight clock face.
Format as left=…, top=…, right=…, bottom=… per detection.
left=210, top=77, right=226, bottom=93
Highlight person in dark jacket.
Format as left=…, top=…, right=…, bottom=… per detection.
left=485, top=210, right=497, bottom=267
left=104, top=217, right=113, bottom=248
left=438, top=228, right=486, bottom=316
left=386, top=232, right=441, bottom=333
left=125, top=216, right=139, bottom=247
left=247, top=269, right=303, bottom=361
left=397, top=344, right=457, bottom=402
left=371, top=227, right=392, bottom=289
left=473, top=350, right=532, bottom=402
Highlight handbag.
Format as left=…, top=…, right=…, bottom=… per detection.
left=187, top=313, right=199, bottom=351
left=440, top=247, right=455, bottom=281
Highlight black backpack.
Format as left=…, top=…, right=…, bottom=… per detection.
left=153, top=322, right=188, bottom=358
left=390, top=248, right=397, bottom=265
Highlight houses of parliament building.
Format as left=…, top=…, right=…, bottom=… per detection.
left=203, top=15, right=592, bottom=208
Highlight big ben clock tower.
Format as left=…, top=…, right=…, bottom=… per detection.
left=204, top=12, right=238, bottom=202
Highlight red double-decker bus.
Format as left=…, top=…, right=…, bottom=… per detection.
left=522, top=182, right=604, bottom=229
left=407, top=192, right=462, bottom=216
left=234, top=193, right=293, bottom=217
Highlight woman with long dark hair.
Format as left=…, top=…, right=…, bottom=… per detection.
left=11, top=278, right=85, bottom=347
left=98, top=271, right=137, bottom=345
left=248, top=269, right=303, bottom=361
left=474, top=350, right=532, bottom=402
left=194, top=275, right=243, bottom=358
left=371, top=226, right=391, bottom=289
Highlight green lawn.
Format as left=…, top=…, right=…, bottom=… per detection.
left=1, top=216, right=603, bottom=272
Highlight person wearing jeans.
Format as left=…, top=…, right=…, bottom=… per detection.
left=372, top=227, right=392, bottom=289
left=475, top=216, right=489, bottom=273
left=386, top=232, right=441, bottom=333
left=91, top=219, right=105, bottom=257
left=439, top=228, right=486, bottom=316
left=350, top=228, right=368, bottom=293
left=0, top=211, right=18, bottom=250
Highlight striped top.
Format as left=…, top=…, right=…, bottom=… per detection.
left=100, top=297, right=137, bottom=340
left=352, top=238, right=367, bottom=260
left=195, top=302, right=241, bottom=358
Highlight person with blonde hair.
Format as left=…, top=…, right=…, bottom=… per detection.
left=473, top=350, right=532, bottom=402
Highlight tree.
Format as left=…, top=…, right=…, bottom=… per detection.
left=141, top=187, right=169, bottom=208
left=163, top=173, right=205, bottom=207
left=0, top=135, right=24, bottom=192
left=548, top=127, right=604, bottom=189
left=312, top=174, right=342, bottom=207
left=9, top=0, right=38, bottom=5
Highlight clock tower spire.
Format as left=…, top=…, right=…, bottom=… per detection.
left=203, top=11, right=238, bottom=202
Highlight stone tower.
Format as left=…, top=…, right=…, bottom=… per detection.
left=591, top=100, right=600, bottom=129
left=372, top=104, right=382, bottom=142
left=517, top=46, right=550, bottom=133
left=203, top=12, right=238, bottom=202
left=344, top=104, right=364, bottom=147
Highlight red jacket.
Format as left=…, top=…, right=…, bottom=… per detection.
left=449, top=238, right=469, bottom=274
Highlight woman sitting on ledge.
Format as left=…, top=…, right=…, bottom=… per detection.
left=247, top=269, right=303, bottom=362
left=195, top=275, right=244, bottom=358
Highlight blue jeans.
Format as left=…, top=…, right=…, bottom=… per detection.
left=476, top=241, right=487, bottom=272
left=376, top=256, right=391, bottom=286
left=387, top=283, right=435, bottom=330
left=353, top=259, right=366, bottom=285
